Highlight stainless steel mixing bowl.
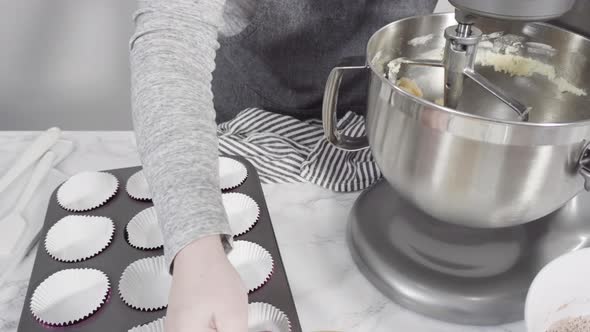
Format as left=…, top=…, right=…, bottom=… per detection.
left=323, top=13, right=590, bottom=228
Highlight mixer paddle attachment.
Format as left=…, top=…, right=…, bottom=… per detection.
left=391, top=9, right=530, bottom=121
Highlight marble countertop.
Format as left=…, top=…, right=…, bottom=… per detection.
left=0, top=131, right=525, bottom=332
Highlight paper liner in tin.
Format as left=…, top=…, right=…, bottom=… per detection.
left=127, top=207, right=163, bottom=250
left=228, top=241, right=274, bottom=293
left=126, top=303, right=292, bottom=332
left=30, top=268, right=109, bottom=326
left=223, top=192, right=260, bottom=236
left=248, top=302, right=292, bottom=332
left=128, top=316, right=165, bottom=332
left=219, top=157, right=247, bottom=190
left=126, top=170, right=152, bottom=201
left=45, top=215, right=114, bottom=262
left=119, top=255, right=171, bottom=311
left=57, top=171, right=119, bottom=212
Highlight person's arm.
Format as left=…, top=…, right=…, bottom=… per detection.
left=130, top=0, right=230, bottom=271
left=130, top=1, right=247, bottom=331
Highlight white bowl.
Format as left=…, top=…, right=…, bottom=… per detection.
left=525, top=248, right=590, bottom=332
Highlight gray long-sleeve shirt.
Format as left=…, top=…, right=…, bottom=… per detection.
left=130, top=0, right=436, bottom=270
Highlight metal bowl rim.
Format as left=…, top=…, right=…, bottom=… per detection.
left=367, top=13, right=590, bottom=129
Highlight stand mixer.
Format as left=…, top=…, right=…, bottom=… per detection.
left=322, top=0, right=590, bottom=326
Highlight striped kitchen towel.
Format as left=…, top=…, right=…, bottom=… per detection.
left=217, top=108, right=381, bottom=192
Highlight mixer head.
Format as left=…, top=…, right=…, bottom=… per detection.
left=449, top=0, right=576, bottom=22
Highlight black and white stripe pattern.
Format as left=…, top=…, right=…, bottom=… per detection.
left=218, top=108, right=381, bottom=192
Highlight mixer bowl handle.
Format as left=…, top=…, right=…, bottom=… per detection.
left=322, top=66, right=370, bottom=151
left=579, top=141, right=590, bottom=191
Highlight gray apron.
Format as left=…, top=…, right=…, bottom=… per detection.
left=212, top=0, right=436, bottom=123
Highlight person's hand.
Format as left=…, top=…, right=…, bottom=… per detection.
left=165, top=235, right=248, bottom=332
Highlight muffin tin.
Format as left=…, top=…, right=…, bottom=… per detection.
left=17, top=156, right=302, bottom=332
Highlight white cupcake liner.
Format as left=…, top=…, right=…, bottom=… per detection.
left=45, top=215, right=114, bottom=262
left=128, top=317, right=165, bottom=332
left=125, top=303, right=292, bottom=332
left=228, top=241, right=274, bottom=293
left=127, top=207, right=163, bottom=250
left=223, top=193, right=260, bottom=236
left=248, top=302, right=292, bottom=332
left=119, top=255, right=171, bottom=311
left=30, top=268, right=109, bottom=326
left=219, top=157, right=248, bottom=190
left=126, top=170, right=152, bottom=201
left=57, top=171, right=119, bottom=212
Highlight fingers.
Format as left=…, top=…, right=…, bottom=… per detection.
left=165, top=310, right=214, bottom=332
left=214, top=312, right=248, bottom=332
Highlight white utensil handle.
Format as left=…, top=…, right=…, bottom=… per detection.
left=0, top=127, right=61, bottom=194
left=14, top=151, right=56, bottom=213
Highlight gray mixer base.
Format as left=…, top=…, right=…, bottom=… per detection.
left=348, top=180, right=590, bottom=325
